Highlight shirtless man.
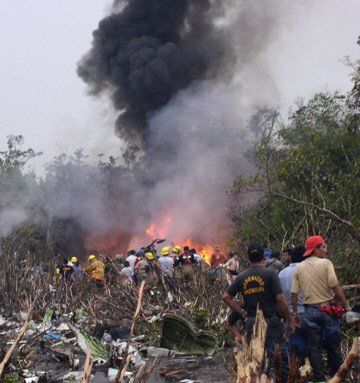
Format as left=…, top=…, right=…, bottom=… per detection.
left=225, top=252, right=240, bottom=281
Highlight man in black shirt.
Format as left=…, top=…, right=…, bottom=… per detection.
left=223, top=243, right=293, bottom=383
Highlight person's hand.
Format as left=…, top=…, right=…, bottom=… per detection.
left=239, top=309, right=248, bottom=320
left=345, top=304, right=352, bottom=312
left=289, top=320, right=296, bottom=335
left=293, top=313, right=301, bottom=327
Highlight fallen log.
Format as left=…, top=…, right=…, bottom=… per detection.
left=0, top=320, right=29, bottom=379
left=328, top=336, right=359, bottom=383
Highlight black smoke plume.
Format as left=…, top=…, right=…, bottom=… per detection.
left=77, top=0, right=234, bottom=146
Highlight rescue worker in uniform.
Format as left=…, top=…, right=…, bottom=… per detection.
left=84, top=254, right=105, bottom=287
left=175, top=246, right=196, bottom=283
left=171, top=245, right=182, bottom=284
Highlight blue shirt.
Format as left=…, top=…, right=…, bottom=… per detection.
left=278, top=263, right=304, bottom=314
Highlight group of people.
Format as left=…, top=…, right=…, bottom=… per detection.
left=119, top=244, right=242, bottom=286
left=55, top=240, right=294, bottom=289
left=55, top=243, right=237, bottom=287
left=56, top=254, right=107, bottom=286
left=55, top=236, right=354, bottom=382
left=223, top=235, right=351, bottom=383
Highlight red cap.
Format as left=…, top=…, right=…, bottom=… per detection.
left=303, top=236, right=325, bottom=257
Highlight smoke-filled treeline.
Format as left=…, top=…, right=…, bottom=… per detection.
left=0, top=139, right=150, bottom=258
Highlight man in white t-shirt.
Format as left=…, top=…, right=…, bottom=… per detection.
left=126, top=249, right=137, bottom=271
left=120, top=261, right=134, bottom=282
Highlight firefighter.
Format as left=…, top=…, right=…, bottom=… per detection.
left=83, top=255, right=105, bottom=287
left=158, top=247, right=174, bottom=277
left=171, top=245, right=182, bottom=284
left=71, top=257, right=83, bottom=281
left=176, top=246, right=196, bottom=283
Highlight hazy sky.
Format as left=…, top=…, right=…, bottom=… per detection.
left=0, top=1, right=359, bottom=173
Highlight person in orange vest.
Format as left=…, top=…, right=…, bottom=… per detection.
left=83, top=254, right=105, bottom=287
left=210, top=245, right=227, bottom=269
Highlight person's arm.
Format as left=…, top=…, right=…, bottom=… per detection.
left=290, top=269, right=300, bottom=325
left=332, top=284, right=351, bottom=310
left=276, top=293, right=291, bottom=323
left=222, top=292, right=246, bottom=317
left=226, top=321, right=244, bottom=343
left=291, top=292, right=300, bottom=326
left=83, top=264, right=92, bottom=273
left=277, top=293, right=295, bottom=334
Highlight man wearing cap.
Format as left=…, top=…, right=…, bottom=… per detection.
left=158, top=247, right=174, bottom=277
left=223, top=243, right=293, bottom=383
left=84, top=255, right=105, bottom=287
left=291, top=236, right=351, bottom=382
left=176, top=246, right=196, bottom=283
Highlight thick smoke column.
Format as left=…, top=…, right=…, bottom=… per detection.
left=77, top=0, right=233, bottom=145
left=78, top=0, right=283, bottom=244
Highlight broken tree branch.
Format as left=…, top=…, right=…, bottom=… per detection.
left=342, top=284, right=360, bottom=290
left=0, top=320, right=29, bottom=379
left=82, top=349, right=93, bottom=383
left=268, top=190, right=360, bottom=241
left=235, top=307, right=267, bottom=383
left=328, top=337, right=359, bottom=383
left=115, top=280, right=146, bottom=383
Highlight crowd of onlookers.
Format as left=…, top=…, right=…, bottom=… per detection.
left=54, top=237, right=359, bottom=382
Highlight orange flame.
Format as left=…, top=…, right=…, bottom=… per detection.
left=177, top=238, right=214, bottom=257
left=145, top=215, right=172, bottom=239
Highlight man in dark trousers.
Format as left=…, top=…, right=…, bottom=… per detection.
left=223, top=243, right=293, bottom=383
left=291, top=235, right=351, bottom=382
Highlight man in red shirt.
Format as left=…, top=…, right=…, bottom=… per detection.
left=210, top=245, right=227, bottom=269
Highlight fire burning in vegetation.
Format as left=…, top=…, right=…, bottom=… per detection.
left=145, top=215, right=172, bottom=239
left=84, top=210, right=217, bottom=257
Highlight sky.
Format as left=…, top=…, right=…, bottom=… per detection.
left=0, top=1, right=359, bottom=174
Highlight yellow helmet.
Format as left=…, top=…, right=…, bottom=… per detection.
left=145, top=252, right=155, bottom=260
left=71, top=257, right=78, bottom=263
left=172, top=245, right=182, bottom=254
left=88, top=255, right=96, bottom=261
left=161, top=246, right=170, bottom=256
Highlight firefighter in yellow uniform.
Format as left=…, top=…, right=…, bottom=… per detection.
left=84, top=255, right=105, bottom=287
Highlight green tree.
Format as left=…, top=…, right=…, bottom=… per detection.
left=229, top=61, right=360, bottom=282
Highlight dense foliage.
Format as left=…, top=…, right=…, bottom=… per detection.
left=230, top=60, right=360, bottom=283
